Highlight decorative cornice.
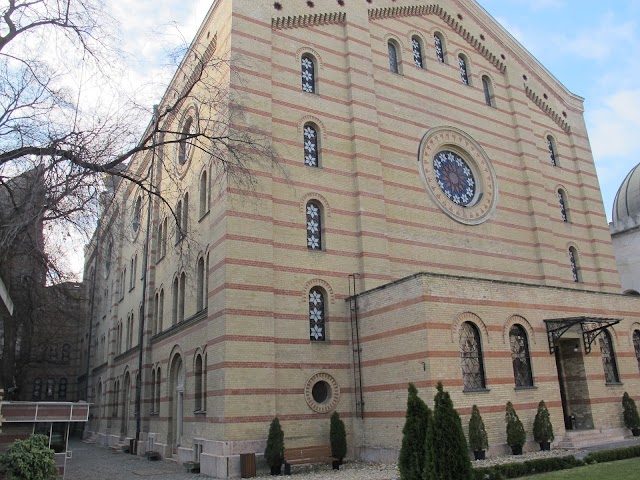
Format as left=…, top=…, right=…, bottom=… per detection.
left=272, top=12, right=346, bottom=30
left=525, top=86, right=571, bottom=134
left=369, top=5, right=506, bottom=74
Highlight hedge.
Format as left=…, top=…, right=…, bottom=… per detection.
left=472, top=455, right=583, bottom=480
left=584, top=445, right=640, bottom=464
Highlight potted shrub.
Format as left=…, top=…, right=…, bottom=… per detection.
left=533, top=400, right=554, bottom=450
left=468, top=405, right=489, bottom=460
left=622, top=392, right=640, bottom=436
left=329, top=411, right=347, bottom=469
left=505, top=401, right=526, bottom=455
left=264, top=417, right=284, bottom=475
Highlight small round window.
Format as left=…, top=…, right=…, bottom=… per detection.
left=304, top=373, right=340, bottom=413
left=433, top=150, right=476, bottom=206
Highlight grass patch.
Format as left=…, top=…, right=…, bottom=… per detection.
left=519, top=457, right=640, bottom=479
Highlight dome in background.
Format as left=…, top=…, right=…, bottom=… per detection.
left=612, top=163, right=640, bottom=228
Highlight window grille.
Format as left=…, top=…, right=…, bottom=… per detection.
left=509, top=325, right=533, bottom=387
left=599, top=330, right=620, bottom=383
left=460, top=322, right=486, bottom=390
left=309, top=287, right=326, bottom=341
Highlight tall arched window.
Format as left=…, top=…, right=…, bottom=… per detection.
left=195, top=354, right=204, bottom=411
left=434, top=33, right=445, bottom=63
left=482, top=76, right=494, bottom=106
left=61, top=344, right=71, bottom=364
left=46, top=378, right=55, bottom=400
left=599, top=330, right=620, bottom=383
left=175, top=200, right=183, bottom=243
left=197, top=257, right=205, bottom=311
left=633, top=330, right=640, bottom=373
left=182, top=193, right=189, bottom=235
left=178, top=116, right=195, bottom=165
left=568, top=247, right=580, bottom=282
left=151, top=369, right=156, bottom=412
left=309, top=287, right=326, bottom=341
left=133, top=195, right=142, bottom=232
left=460, top=322, right=486, bottom=390
left=388, top=40, right=399, bottom=73
left=158, top=288, right=165, bottom=332
left=301, top=54, right=316, bottom=93
left=172, top=277, right=179, bottom=325
left=113, top=379, right=120, bottom=416
left=412, top=35, right=424, bottom=68
left=32, top=378, right=42, bottom=401
left=155, top=367, right=161, bottom=412
left=547, top=136, right=558, bottom=166
left=509, top=325, right=533, bottom=387
left=179, top=272, right=186, bottom=322
left=558, top=189, right=569, bottom=222
left=306, top=201, right=322, bottom=250
left=58, top=378, right=67, bottom=400
left=458, top=54, right=470, bottom=85
left=153, top=293, right=159, bottom=335
left=156, top=221, right=163, bottom=263
left=199, top=170, right=208, bottom=218
left=303, top=124, right=319, bottom=167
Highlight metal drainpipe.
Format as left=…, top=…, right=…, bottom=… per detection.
left=134, top=105, right=159, bottom=453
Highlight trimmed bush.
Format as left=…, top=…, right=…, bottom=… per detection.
left=399, top=383, right=430, bottom=480
left=329, top=411, right=347, bottom=461
left=468, top=405, right=488, bottom=452
left=505, top=402, right=526, bottom=449
left=584, top=444, right=640, bottom=464
left=426, top=382, right=473, bottom=480
left=622, top=392, right=640, bottom=430
left=0, top=434, right=57, bottom=480
left=264, top=417, right=284, bottom=469
left=472, top=455, right=583, bottom=480
left=532, top=400, right=554, bottom=444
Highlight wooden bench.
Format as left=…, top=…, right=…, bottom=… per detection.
left=283, top=446, right=338, bottom=475
left=145, top=451, right=161, bottom=461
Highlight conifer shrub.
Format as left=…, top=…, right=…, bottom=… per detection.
left=532, top=400, right=554, bottom=446
left=505, top=402, right=526, bottom=452
left=398, top=383, right=430, bottom=480
left=0, top=434, right=57, bottom=480
left=622, top=392, right=640, bottom=430
left=468, top=405, right=488, bottom=453
left=329, top=411, right=347, bottom=461
left=264, top=417, right=284, bottom=471
left=425, top=382, right=473, bottom=480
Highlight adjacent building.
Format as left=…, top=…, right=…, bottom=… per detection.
left=83, top=1, right=640, bottom=477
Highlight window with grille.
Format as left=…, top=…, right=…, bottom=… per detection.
left=634, top=330, right=640, bottom=373
left=303, top=124, right=319, bottom=167
left=306, top=201, right=322, bottom=250
left=458, top=55, right=469, bottom=85
left=460, top=322, right=486, bottom=390
left=301, top=54, right=316, bottom=93
left=434, top=34, right=445, bottom=62
left=482, top=76, right=493, bottom=106
left=509, top=325, right=533, bottom=387
left=388, top=41, right=399, bottom=73
left=558, top=190, right=568, bottom=222
left=569, top=247, right=580, bottom=282
left=309, top=287, right=326, bottom=341
left=547, top=136, right=558, bottom=166
left=412, top=36, right=424, bottom=68
left=599, top=330, right=620, bottom=383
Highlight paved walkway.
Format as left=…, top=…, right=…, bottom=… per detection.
left=64, top=439, right=210, bottom=480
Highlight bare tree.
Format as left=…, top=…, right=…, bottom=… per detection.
left=0, top=0, right=278, bottom=394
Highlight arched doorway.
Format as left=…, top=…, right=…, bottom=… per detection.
left=168, top=354, right=185, bottom=452
left=122, top=372, right=131, bottom=437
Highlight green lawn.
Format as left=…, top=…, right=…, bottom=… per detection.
left=519, top=457, right=640, bottom=479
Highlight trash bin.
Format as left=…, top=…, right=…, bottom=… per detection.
left=130, top=439, right=136, bottom=455
left=240, top=453, right=256, bottom=478
left=570, top=415, right=576, bottom=430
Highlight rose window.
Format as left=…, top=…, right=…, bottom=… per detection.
left=433, top=150, right=476, bottom=206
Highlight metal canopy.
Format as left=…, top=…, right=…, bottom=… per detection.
left=544, top=316, right=622, bottom=354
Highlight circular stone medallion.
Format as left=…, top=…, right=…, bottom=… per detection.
left=418, top=126, right=498, bottom=225
left=304, top=372, right=340, bottom=413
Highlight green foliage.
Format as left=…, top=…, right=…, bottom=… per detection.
left=505, top=402, right=526, bottom=448
left=399, top=383, right=430, bottom=480
left=472, top=455, right=583, bottom=479
left=425, top=382, right=472, bottom=480
left=532, top=400, right=554, bottom=443
left=468, top=405, right=489, bottom=451
left=264, top=417, right=284, bottom=468
left=329, top=411, right=347, bottom=461
left=622, top=392, right=640, bottom=429
left=584, top=444, right=640, bottom=464
left=0, top=434, right=57, bottom=480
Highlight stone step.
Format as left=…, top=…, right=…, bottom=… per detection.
left=556, top=429, right=626, bottom=449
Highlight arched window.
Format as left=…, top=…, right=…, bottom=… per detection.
left=151, top=369, right=156, bottom=412
left=153, top=293, right=159, bottom=335
left=158, top=288, right=165, bottom=332
left=182, top=193, right=189, bottom=235
left=482, top=76, right=494, bottom=107
left=32, top=378, right=42, bottom=401
left=388, top=40, right=400, bottom=73
left=61, top=343, right=71, bottom=364
left=45, top=378, right=55, bottom=400
left=306, top=201, right=322, bottom=250
left=303, top=123, right=319, bottom=167
left=568, top=247, right=580, bottom=282
left=178, top=116, right=195, bottom=165
left=195, top=354, right=204, bottom=411
left=547, top=136, right=558, bottom=166
left=458, top=54, right=470, bottom=85
left=509, top=325, right=533, bottom=387
left=113, top=379, right=120, bottom=416
left=175, top=200, right=183, bottom=243
left=412, top=35, right=424, bottom=68
left=309, top=287, right=326, bottom=341
left=558, top=189, right=569, bottom=222
left=460, top=322, right=486, bottom=390
left=434, top=33, right=445, bottom=63
left=133, top=195, right=142, bottom=232
left=179, top=272, right=186, bottom=322
left=301, top=54, right=316, bottom=93
left=172, top=277, right=179, bottom=325
left=633, top=330, right=640, bottom=373
left=161, top=218, right=167, bottom=257
left=156, top=221, right=163, bottom=263
left=155, top=367, right=161, bottom=412
left=199, top=170, right=208, bottom=218
left=105, top=241, right=113, bottom=277
left=197, top=257, right=205, bottom=311
left=58, top=378, right=67, bottom=400
left=599, top=330, right=620, bottom=383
